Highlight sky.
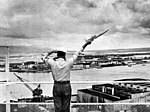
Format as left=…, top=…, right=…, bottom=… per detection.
left=0, top=0, right=150, bottom=50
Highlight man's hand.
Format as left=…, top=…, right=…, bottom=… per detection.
left=41, top=50, right=58, bottom=61
left=85, top=35, right=96, bottom=45
left=41, top=53, right=48, bottom=61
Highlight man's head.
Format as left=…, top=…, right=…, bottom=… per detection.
left=57, top=48, right=67, bottom=59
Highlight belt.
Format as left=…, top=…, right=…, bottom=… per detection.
left=54, top=81, right=70, bottom=84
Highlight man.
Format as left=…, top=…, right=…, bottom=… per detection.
left=32, top=84, right=43, bottom=102
left=33, top=84, right=43, bottom=96
left=42, top=37, right=94, bottom=112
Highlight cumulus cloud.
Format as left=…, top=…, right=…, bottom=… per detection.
left=113, top=0, right=150, bottom=34
left=0, top=0, right=150, bottom=49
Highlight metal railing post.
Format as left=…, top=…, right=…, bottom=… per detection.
left=6, top=46, right=10, bottom=112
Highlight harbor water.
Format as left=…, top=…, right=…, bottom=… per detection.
left=1, top=63, right=149, bottom=100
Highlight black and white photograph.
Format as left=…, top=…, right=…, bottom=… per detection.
left=0, top=0, right=150, bottom=112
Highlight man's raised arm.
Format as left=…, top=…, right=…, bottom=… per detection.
left=73, top=29, right=109, bottom=61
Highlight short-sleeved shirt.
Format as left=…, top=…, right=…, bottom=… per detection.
left=46, top=51, right=80, bottom=81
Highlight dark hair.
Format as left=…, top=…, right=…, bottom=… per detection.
left=57, top=51, right=66, bottom=59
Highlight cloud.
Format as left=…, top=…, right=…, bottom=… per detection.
left=0, top=0, right=62, bottom=39
left=66, top=0, right=97, bottom=9
left=113, top=0, right=150, bottom=34
left=0, top=0, right=150, bottom=49
left=2, top=0, right=114, bottom=38
left=6, top=0, right=46, bottom=16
